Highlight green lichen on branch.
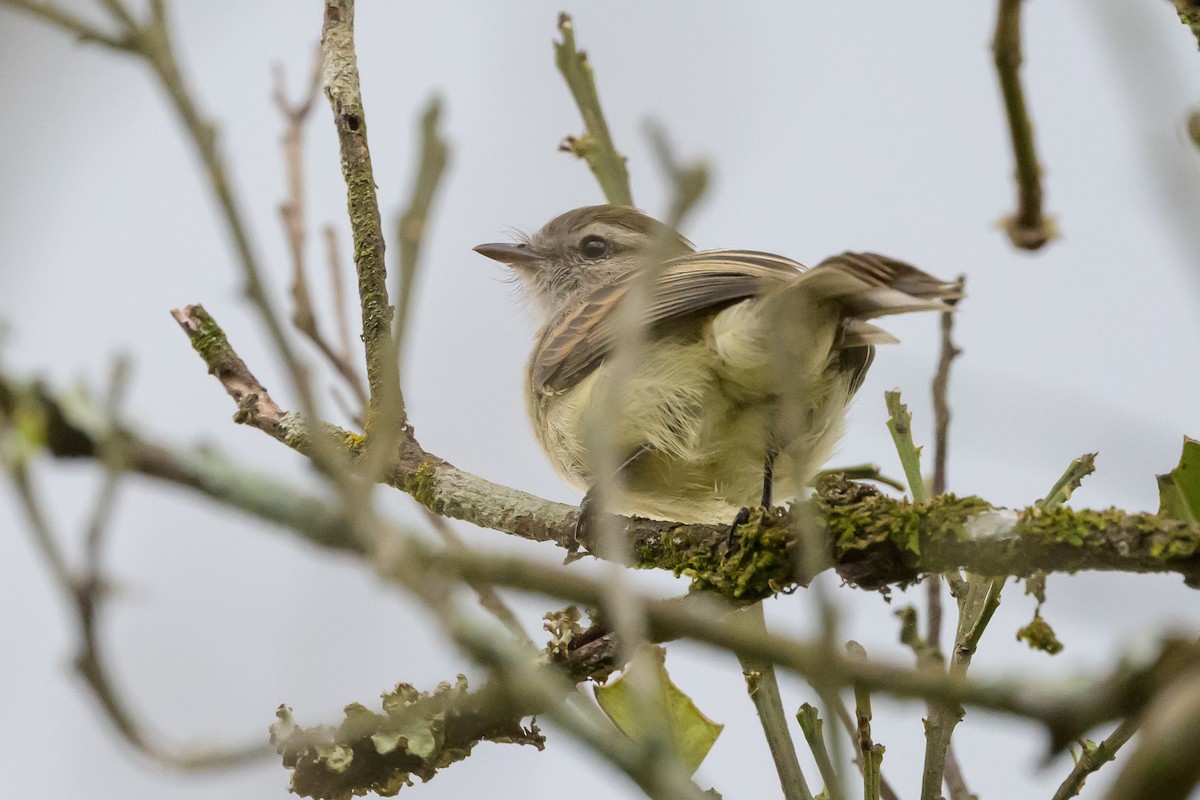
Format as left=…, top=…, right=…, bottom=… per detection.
left=1017, top=612, right=1064, bottom=655
left=175, top=304, right=261, bottom=394
left=271, top=678, right=544, bottom=799
left=628, top=476, right=1200, bottom=597
left=631, top=506, right=797, bottom=599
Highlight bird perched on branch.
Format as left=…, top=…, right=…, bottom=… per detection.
left=476, top=205, right=960, bottom=526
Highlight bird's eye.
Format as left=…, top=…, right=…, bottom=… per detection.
left=580, top=235, right=610, bottom=260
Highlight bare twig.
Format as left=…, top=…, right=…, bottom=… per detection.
left=323, top=225, right=357, bottom=365
left=1099, top=667, right=1200, bottom=800
left=885, top=390, right=926, bottom=503
left=576, top=122, right=708, bottom=784
left=1051, top=717, right=1140, bottom=800
left=796, top=704, right=846, bottom=800
left=928, top=275, right=969, bottom=800
left=393, top=97, right=450, bottom=366
left=832, top=698, right=902, bottom=800
left=845, top=643, right=891, bottom=800
left=554, top=13, right=633, bottom=205
left=2, top=461, right=268, bottom=769
left=2, top=0, right=129, bottom=47
left=419, top=506, right=532, bottom=647
left=739, top=603, right=814, bottom=800
left=110, top=1, right=319, bottom=409
left=931, top=277, right=965, bottom=499
left=993, top=0, right=1055, bottom=250
left=274, top=46, right=369, bottom=413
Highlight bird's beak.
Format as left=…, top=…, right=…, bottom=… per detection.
left=473, top=242, right=538, bottom=268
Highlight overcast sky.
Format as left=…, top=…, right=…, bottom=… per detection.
left=2, top=2, right=1200, bottom=799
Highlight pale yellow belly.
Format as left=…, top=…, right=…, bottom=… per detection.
left=528, top=310, right=851, bottom=524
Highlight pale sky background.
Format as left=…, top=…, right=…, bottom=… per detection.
left=2, top=1, right=1200, bottom=799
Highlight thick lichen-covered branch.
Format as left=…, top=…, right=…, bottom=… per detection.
left=271, top=678, right=545, bottom=800
left=554, top=13, right=633, bottom=206
left=993, top=0, right=1055, bottom=250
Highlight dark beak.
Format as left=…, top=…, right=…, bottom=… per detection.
left=473, top=242, right=537, bottom=267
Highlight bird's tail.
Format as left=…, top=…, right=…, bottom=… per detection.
left=798, top=251, right=962, bottom=320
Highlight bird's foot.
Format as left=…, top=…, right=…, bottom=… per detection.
left=567, top=489, right=616, bottom=563
left=726, top=505, right=771, bottom=551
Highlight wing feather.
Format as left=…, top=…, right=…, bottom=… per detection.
left=530, top=249, right=960, bottom=393
left=532, top=250, right=803, bottom=391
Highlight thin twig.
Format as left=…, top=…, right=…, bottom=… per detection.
left=1, top=0, right=130, bottom=48
left=393, top=97, right=450, bottom=369
left=796, top=704, right=846, bottom=800
left=993, top=0, right=1055, bottom=250
left=1051, top=717, right=1140, bottom=800
left=3, top=462, right=269, bottom=769
left=738, top=603, right=814, bottom=800
left=816, top=463, right=906, bottom=492
left=833, top=699, right=902, bottom=800
left=930, top=277, right=965, bottom=499
left=928, top=276, right=969, bottom=799
left=322, top=225, right=356, bottom=365
left=419, top=506, right=532, bottom=647
left=1040, top=453, right=1098, bottom=509
left=273, top=45, right=369, bottom=413
left=118, top=1, right=318, bottom=413
left=885, top=390, right=926, bottom=503
left=10, top=0, right=323, bottom=414
left=554, top=13, right=633, bottom=206
left=920, top=574, right=1003, bottom=800
left=844, top=642, right=901, bottom=800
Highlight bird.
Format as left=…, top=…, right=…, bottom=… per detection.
left=475, top=204, right=960, bottom=525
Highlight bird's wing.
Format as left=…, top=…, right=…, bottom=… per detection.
left=531, top=250, right=803, bottom=393
left=530, top=249, right=961, bottom=394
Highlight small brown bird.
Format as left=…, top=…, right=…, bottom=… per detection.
left=476, top=205, right=959, bottom=524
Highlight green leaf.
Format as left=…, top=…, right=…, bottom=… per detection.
left=1156, top=437, right=1200, bottom=522
left=594, top=646, right=723, bottom=773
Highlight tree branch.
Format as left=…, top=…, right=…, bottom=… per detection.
left=554, top=13, right=633, bottom=206
left=1050, top=717, right=1139, bottom=800
left=5, top=368, right=1196, bottom=749
left=274, top=46, right=369, bottom=413
left=739, top=603, right=814, bottom=800
left=993, top=0, right=1055, bottom=250
left=393, top=97, right=450, bottom=367
left=321, top=0, right=402, bottom=434
left=167, top=304, right=1200, bottom=593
